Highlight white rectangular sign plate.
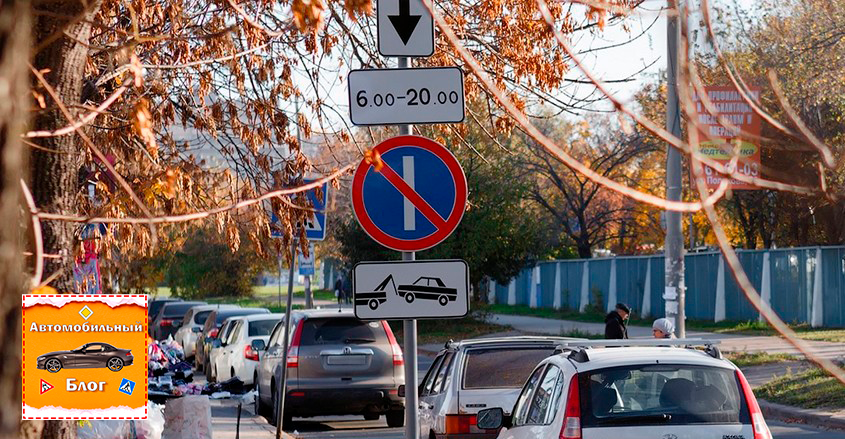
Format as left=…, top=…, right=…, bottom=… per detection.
left=353, top=259, right=469, bottom=320
left=377, top=0, right=434, bottom=57
left=348, top=67, right=465, bottom=126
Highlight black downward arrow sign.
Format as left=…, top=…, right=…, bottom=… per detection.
left=388, top=0, right=421, bottom=45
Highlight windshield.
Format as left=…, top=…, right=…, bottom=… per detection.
left=73, top=344, right=87, bottom=351
left=579, top=364, right=749, bottom=427
left=463, top=347, right=556, bottom=389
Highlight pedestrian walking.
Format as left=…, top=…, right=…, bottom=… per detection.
left=652, top=318, right=676, bottom=339
left=334, top=276, right=343, bottom=306
left=604, top=303, right=630, bottom=339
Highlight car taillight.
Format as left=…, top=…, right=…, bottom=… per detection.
left=559, top=374, right=581, bottom=439
left=287, top=320, right=304, bottom=368
left=209, top=328, right=219, bottom=338
left=737, top=369, right=772, bottom=439
left=445, top=414, right=476, bottom=434
left=160, top=319, right=172, bottom=327
left=381, top=321, right=404, bottom=366
left=126, top=351, right=132, bottom=356
left=244, top=345, right=260, bottom=361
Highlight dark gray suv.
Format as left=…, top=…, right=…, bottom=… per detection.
left=255, top=309, right=405, bottom=428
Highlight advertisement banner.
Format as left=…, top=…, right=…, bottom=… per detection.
left=693, top=85, right=762, bottom=190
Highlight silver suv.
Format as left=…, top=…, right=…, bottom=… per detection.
left=255, top=309, right=405, bottom=428
left=417, top=337, right=571, bottom=439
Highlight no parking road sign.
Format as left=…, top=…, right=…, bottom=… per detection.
left=352, top=135, right=467, bottom=252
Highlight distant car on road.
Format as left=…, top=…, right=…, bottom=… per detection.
left=37, top=342, right=134, bottom=373
left=398, top=277, right=457, bottom=306
left=417, top=337, right=569, bottom=439
left=255, top=309, right=405, bottom=428
left=173, top=304, right=237, bottom=360
left=475, top=339, right=773, bottom=439
left=152, top=301, right=207, bottom=340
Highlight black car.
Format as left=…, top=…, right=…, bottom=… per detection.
left=149, top=298, right=180, bottom=335
left=397, top=277, right=458, bottom=306
left=37, top=342, right=134, bottom=373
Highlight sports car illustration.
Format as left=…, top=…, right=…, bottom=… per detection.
left=397, top=277, right=457, bottom=306
left=36, top=342, right=134, bottom=373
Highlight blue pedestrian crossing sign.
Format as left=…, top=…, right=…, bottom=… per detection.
left=118, top=378, right=135, bottom=396
left=270, top=179, right=329, bottom=241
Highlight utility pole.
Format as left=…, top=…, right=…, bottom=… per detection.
left=665, top=0, right=686, bottom=338
left=295, top=96, right=314, bottom=310
left=398, top=55, right=420, bottom=439
left=275, top=234, right=297, bottom=438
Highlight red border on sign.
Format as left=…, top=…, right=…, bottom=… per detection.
left=351, top=135, right=467, bottom=252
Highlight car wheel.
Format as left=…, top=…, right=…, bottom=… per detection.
left=268, top=381, right=278, bottom=426
left=107, top=357, right=124, bottom=372
left=386, top=410, right=404, bottom=428
left=282, top=412, right=293, bottom=430
left=256, top=388, right=272, bottom=418
left=368, top=299, right=379, bottom=310
left=231, top=368, right=236, bottom=381
left=404, top=293, right=415, bottom=304
left=45, top=358, right=62, bottom=373
left=363, top=413, right=379, bottom=421
left=438, top=295, right=448, bottom=306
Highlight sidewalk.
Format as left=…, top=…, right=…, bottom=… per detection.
left=488, top=313, right=845, bottom=360
left=210, top=397, right=294, bottom=439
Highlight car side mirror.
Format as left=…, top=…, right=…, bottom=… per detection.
left=476, top=408, right=505, bottom=430
left=192, top=327, right=202, bottom=333
left=397, top=385, right=405, bottom=398
left=251, top=340, right=266, bottom=351
left=212, top=339, right=222, bottom=348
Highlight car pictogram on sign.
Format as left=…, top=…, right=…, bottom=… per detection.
left=37, top=342, right=134, bottom=373
left=397, top=277, right=457, bottom=306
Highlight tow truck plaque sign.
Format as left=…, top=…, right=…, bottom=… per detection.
left=353, top=259, right=469, bottom=320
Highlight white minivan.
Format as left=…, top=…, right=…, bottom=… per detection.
left=477, top=339, right=772, bottom=439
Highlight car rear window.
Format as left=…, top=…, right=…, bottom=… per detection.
left=249, top=319, right=279, bottom=337
left=163, top=303, right=204, bottom=317
left=150, top=300, right=175, bottom=318
left=579, top=364, right=748, bottom=428
left=299, top=318, right=385, bottom=346
left=194, top=310, right=212, bottom=325
left=463, top=347, right=556, bottom=389
left=215, top=309, right=269, bottom=324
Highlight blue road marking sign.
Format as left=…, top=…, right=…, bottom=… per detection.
left=270, top=179, right=329, bottom=241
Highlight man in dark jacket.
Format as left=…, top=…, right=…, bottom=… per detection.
left=604, top=303, right=631, bottom=339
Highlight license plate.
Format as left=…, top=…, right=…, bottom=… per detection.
left=327, top=355, right=368, bottom=365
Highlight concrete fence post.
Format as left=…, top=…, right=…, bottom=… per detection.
left=553, top=263, right=562, bottom=310
left=641, top=260, right=652, bottom=318
left=811, top=247, right=824, bottom=327
left=488, top=279, right=497, bottom=304
left=607, top=258, right=618, bottom=313
left=530, top=266, right=539, bottom=308
left=759, top=252, right=772, bottom=322
left=579, top=261, right=590, bottom=312
left=714, top=255, right=726, bottom=322
left=507, top=277, right=516, bottom=306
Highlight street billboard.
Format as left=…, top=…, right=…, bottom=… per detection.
left=693, top=85, right=762, bottom=190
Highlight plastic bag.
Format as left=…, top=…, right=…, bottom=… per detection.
left=162, top=395, right=212, bottom=439
left=135, top=402, right=165, bottom=439
left=77, top=420, right=130, bottom=439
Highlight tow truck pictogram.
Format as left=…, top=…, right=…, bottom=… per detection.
left=355, top=275, right=459, bottom=310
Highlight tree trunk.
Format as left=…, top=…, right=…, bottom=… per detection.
left=576, top=237, right=591, bottom=259
left=31, top=0, right=102, bottom=293
left=29, top=1, right=103, bottom=438
left=0, top=1, right=31, bottom=437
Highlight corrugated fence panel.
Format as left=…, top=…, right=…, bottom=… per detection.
left=684, top=253, right=719, bottom=320
left=562, top=261, right=583, bottom=310
left=518, top=268, right=531, bottom=306
left=614, top=258, right=649, bottom=315
left=769, top=248, right=814, bottom=324
left=588, top=259, right=613, bottom=310
left=722, top=251, right=763, bottom=321
left=822, top=247, right=845, bottom=327
left=648, top=257, right=665, bottom=318
left=539, top=263, right=557, bottom=308
left=495, top=281, right=508, bottom=305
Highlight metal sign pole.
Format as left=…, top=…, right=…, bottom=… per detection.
left=398, top=55, right=420, bottom=439
left=276, top=234, right=297, bottom=438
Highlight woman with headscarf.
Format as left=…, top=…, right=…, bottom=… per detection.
left=652, top=318, right=676, bottom=339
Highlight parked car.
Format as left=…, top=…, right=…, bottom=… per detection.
left=255, top=309, right=405, bottom=428
left=148, top=298, right=180, bottom=335
left=195, top=307, right=270, bottom=373
left=206, top=317, right=241, bottom=382
left=37, top=342, right=134, bottom=373
left=173, top=304, right=237, bottom=360
left=210, top=313, right=283, bottom=386
left=475, top=340, right=773, bottom=439
left=151, top=301, right=206, bottom=340
left=417, top=337, right=572, bottom=439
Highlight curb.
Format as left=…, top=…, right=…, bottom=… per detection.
left=760, top=399, right=845, bottom=431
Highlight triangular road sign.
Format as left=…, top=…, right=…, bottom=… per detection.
left=40, top=379, right=53, bottom=394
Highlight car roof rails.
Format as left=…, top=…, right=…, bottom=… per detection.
left=553, top=338, right=724, bottom=360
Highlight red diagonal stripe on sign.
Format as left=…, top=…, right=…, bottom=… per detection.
left=377, top=162, right=448, bottom=230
